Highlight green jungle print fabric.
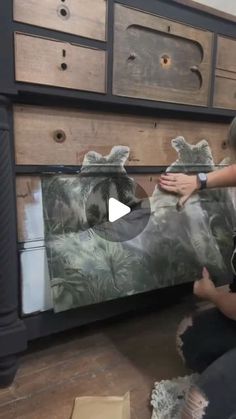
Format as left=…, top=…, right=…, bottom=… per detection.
left=42, top=139, right=235, bottom=313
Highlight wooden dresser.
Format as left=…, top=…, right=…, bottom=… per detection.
left=1, top=0, right=236, bottom=386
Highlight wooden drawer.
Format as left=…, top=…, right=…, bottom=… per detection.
left=216, top=36, right=236, bottom=73
left=214, top=36, right=236, bottom=109
left=14, top=105, right=229, bottom=166
left=113, top=4, right=213, bottom=106
left=14, top=32, right=106, bottom=93
left=13, top=0, right=107, bottom=41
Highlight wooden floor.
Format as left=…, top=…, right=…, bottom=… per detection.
left=0, top=298, right=194, bottom=419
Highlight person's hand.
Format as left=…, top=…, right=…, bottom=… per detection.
left=159, top=173, right=199, bottom=207
left=193, top=268, right=217, bottom=301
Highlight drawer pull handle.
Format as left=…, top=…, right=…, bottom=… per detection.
left=53, top=130, right=66, bottom=143
left=60, top=7, right=68, bottom=17
left=190, top=65, right=199, bottom=72
left=190, top=65, right=202, bottom=87
left=222, top=140, right=228, bottom=150
left=61, top=62, right=68, bottom=71
left=161, top=54, right=171, bottom=67
left=58, top=5, right=70, bottom=20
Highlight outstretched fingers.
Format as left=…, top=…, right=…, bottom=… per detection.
left=159, top=176, right=179, bottom=193
left=160, top=175, right=178, bottom=186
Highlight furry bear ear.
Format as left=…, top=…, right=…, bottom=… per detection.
left=82, top=150, right=102, bottom=166
left=171, top=136, right=186, bottom=150
left=107, top=146, right=130, bottom=166
left=197, top=139, right=210, bottom=149
left=197, top=139, right=214, bottom=163
left=172, top=136, right=185, bottom=142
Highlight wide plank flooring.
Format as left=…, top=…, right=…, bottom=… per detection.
left=0, top=298, right=195, bottom=419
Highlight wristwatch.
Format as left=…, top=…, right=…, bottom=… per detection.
left=197, top=173, right=208, bottom=190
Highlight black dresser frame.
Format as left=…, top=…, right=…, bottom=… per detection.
left=0, top=0, right=235, bottom=386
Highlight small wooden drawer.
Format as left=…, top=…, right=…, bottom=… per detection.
left=14, top=104, right=229, bottom=167
left=113, top=4, right=213, bottom=106
left=214, top=36, right=236, bottom=109
left=14, top=32, right=106, bottom=93
left=215, top=36, right=236, bottom=73
left=13, top=0, right=107, bottom=41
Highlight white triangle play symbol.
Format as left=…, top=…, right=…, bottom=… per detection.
left=108, top=198, right=131, bottom=223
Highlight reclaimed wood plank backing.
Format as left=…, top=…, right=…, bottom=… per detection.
left=14, top=105, right=229, bottom=166
left=14, top=33, right=106, bottom=93
left=13, top=0, right=107, bottom=41
left=214, top=36, right=236, bottom=109
left=16, top=176, right=44, bottom=243
left=113, top=4, right=213, bottom=106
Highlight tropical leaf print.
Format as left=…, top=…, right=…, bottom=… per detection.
left=42, top=141, right=235, bottom=312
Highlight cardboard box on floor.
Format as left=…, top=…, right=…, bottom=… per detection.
left=71, top=393, right=130, bottom=419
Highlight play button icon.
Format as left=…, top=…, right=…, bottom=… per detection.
left=85, top=174, right=151, bottom=242
left=108, top=198, right=131, bottom=222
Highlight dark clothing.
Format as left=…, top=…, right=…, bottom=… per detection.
left=181, top=307, right=236, bottom=419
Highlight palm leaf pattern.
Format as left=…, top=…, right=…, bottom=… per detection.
left=42, top=142, right=235, bottom=313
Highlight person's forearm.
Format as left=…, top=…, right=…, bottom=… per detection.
left=206, top=164, right=236, bottom=189
left=210, top=290, right=236, bottom=321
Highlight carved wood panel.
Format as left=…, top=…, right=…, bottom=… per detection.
left=113, top=4, right=213, bottom=106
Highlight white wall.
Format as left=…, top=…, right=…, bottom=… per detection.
left=193, top=0, right=236, bottom=16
